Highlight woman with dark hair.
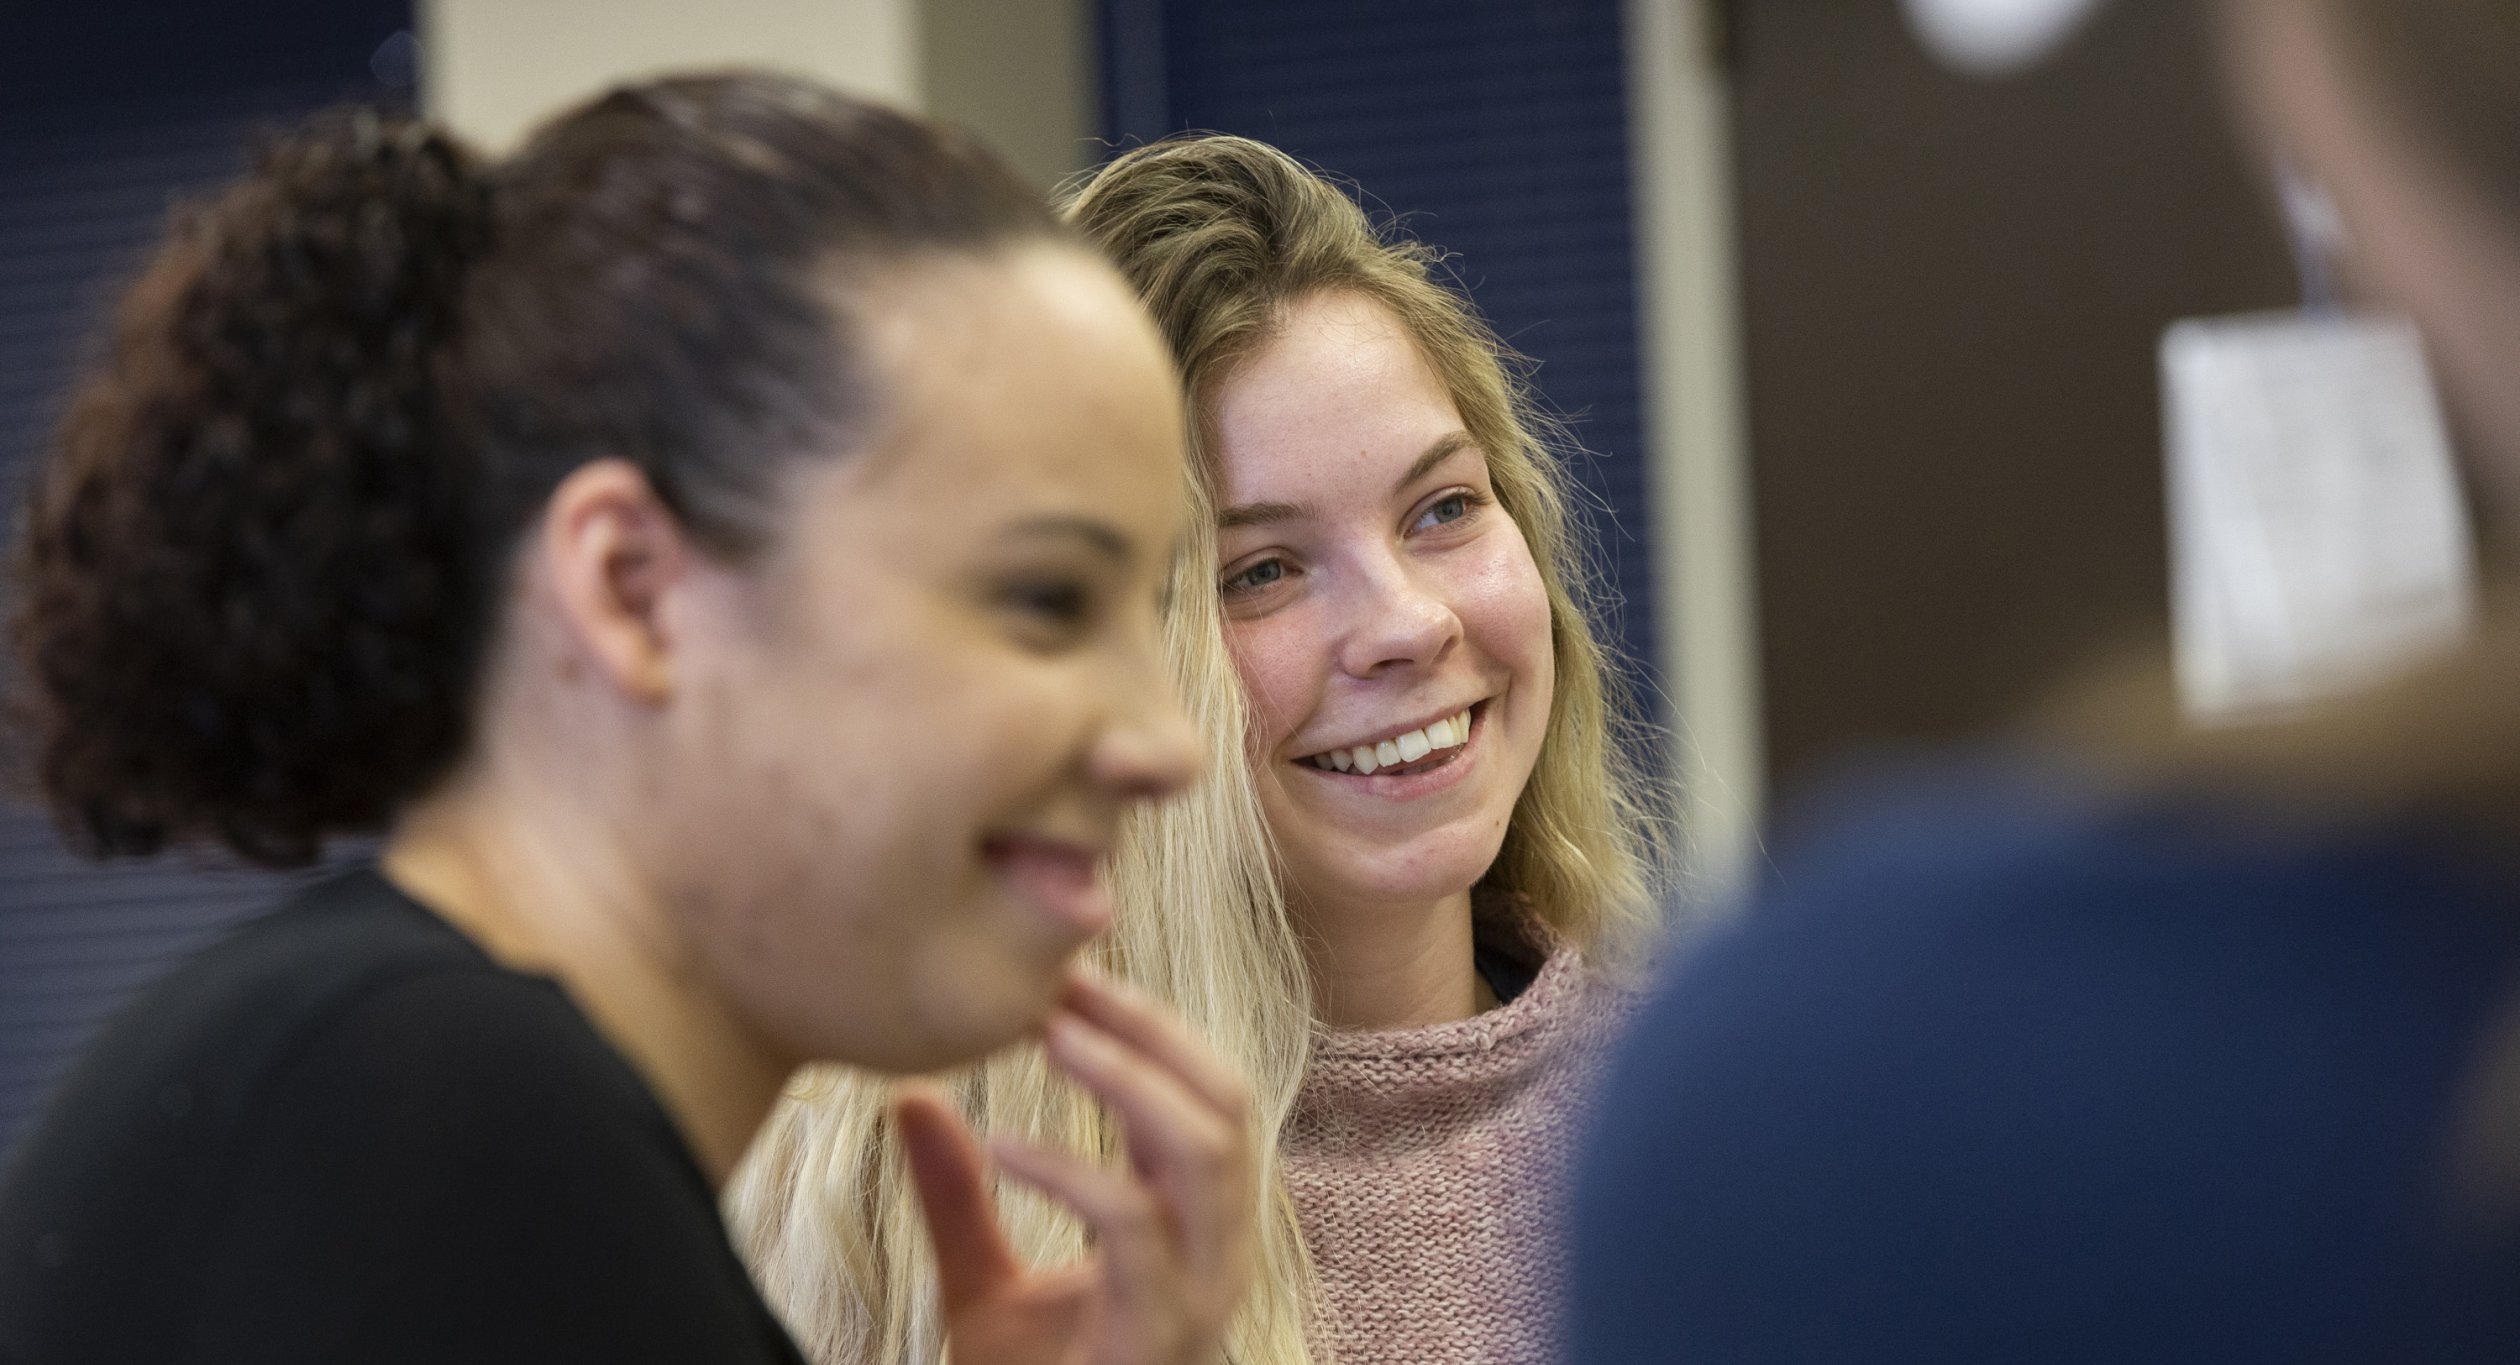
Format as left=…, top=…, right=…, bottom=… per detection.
left=0, top=75, right=1253, bottom=1364
left=1576, top=2, right=2520, bottom=1361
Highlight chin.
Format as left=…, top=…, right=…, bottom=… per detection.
left=917, top=969, right=1067, bottom=1069
left=1309, top=837, right=1506, bottom=912
left=846, top=1016, right=1035, bottom=1075
left=791, top=970, right=1055, bottom=1076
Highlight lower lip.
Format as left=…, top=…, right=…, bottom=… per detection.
left=982, top=838, right=1112, bottom=936
left=1295, top=705, right=1484, bottom=799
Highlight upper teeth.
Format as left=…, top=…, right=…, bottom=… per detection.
left=1307, top=710, right=1474, bottom=774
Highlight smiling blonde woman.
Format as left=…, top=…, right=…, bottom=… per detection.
left=729, top=135, right=1666, bottom=1365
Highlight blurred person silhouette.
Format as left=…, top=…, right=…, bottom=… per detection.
left=731, top=135, right=1667, bottom=1365
left=0, top=74, right=1257, bottom=1365
left=1575, top=2, right=2520, bottom=1361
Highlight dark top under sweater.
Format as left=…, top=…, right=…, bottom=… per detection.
left=0, top=867, right=807, bottom=1364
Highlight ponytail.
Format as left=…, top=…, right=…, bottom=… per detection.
left=12, top=110, right=493, bottom=866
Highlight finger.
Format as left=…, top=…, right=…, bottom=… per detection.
left=894, top=1084, right=1023, bottom=1316
left=1042, top=1010, right=1236, bottom=1185
left=1060, top=970, right=1253, bottom=1121
left=938, top=1266, right=1094, bottom=1365
left=988, top=1138, right=1178, bottom=1322
left=1041, top=1011, right=1253, bottom=1285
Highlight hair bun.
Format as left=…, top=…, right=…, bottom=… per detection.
left=12, top=109, right=496, bottom=865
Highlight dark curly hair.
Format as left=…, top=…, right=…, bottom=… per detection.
left=9, top=75, right=1061, bottom=867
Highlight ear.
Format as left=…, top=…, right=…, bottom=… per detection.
left=536, top=459, right=694, bottom=705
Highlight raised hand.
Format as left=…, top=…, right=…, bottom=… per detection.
left=896, top=971, right=1256, bottom=1365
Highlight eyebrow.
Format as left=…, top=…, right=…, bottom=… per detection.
left=1215, top=430, right=1477, bottom=531
left=1005, top=514, right=1132, bottom=563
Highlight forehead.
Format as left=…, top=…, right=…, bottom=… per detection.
left=842, top=245, right=1187, bottom=523
left=1207, top=291, right=1464, bottom=501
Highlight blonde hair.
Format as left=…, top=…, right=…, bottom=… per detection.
left=728, top=134, right=1664, bottom=1363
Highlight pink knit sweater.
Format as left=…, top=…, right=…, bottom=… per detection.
left=1281, top=897, right=1627, bottom=1365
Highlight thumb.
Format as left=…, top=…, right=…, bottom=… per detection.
left=895, top=1082, right=1023, bottom=1317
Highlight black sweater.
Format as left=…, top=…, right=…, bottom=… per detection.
left=0, top=868, right=807, bottom=1363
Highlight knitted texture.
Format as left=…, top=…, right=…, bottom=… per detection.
left=1283, top=896, right=1628, bottom=1365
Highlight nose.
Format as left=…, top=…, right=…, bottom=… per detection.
left=1091, top=652, right=1204, bottom=803
left=1334, top=553, right=1461, bottom=679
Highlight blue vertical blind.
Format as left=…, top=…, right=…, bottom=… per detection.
left=0, top=2, right=413, bottom=1153
left=1102, top=0, right=1661, bottom=684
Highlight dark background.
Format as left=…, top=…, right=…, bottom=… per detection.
left=1728, top=1, right=2293, bottom=794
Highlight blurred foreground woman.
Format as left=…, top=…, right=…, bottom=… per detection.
left=0, top=75, right=1253, bottom=1364
left=1578, top=2, right=2520, bottom=1361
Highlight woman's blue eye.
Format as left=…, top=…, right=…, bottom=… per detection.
left=1416, top=491, right=1483, bottom=530
left=1223, top=559, right=1285, bottom=594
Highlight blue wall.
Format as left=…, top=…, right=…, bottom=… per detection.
left=1102, top=0, right=1661, bottom=684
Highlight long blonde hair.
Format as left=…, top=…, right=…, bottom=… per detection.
left=727, top=134, right=1664, bottom=1364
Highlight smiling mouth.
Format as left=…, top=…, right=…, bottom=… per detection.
left=1298, top=704, right=1479, bottom=777
left=980, top=835, right=1112, bottom=936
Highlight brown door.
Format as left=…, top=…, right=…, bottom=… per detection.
left=1727, top=0, right=2295, bottom=799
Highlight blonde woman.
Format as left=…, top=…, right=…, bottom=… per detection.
left=730, top=135, right=1663, bottom=1365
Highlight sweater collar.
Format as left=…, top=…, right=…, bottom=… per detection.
left=1303, top=888, right=1591, bottom=1068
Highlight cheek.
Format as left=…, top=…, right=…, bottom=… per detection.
left=665, top=612, right=1008, bottom=940
left=1224, top=612, right=1324, bottom=747
left=670, top=671, right=1078, bottom=1066
left=1454, top=524, right=1557, bottom=686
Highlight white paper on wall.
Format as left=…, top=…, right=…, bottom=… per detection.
left=2162, top=311, right=2475, bottom=723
